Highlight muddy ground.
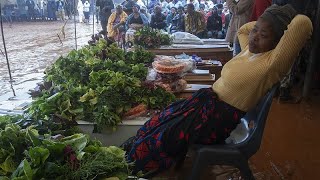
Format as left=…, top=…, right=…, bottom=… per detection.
left=0, top=20, right=101, bottom=101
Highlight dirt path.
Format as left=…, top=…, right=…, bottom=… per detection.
left=0, top=20, right=101, bottom=101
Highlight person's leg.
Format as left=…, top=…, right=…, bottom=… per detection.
left=217, top=31, right=223, bottom=39
left=62, top=10, right=65, bottom=21
left=126, top=88, right=245, bottom=174
left=100, top=17, right=107, bottom=32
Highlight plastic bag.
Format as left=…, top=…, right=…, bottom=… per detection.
left=155, top=79, right=187, bottom=93
left=152, top=59, right=187, bottom=74
left=146, top=68, right=157, bottom=81
left=152, top=55, right=196, bottom=74
left=172, top=32, right=205, bottom=45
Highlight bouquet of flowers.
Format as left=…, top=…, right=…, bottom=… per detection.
left=133, top=27, right=172, bottom=49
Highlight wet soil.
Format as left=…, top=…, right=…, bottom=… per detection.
left=0, top=20, right=101, bottom=101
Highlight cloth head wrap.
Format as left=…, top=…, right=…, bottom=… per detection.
left=259, top=4, right=297, bottom=41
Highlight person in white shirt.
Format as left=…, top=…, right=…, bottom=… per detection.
left=56, top=0, right=65, bottom=21
left=77, top=0, right=84, bottom=23
left=83, top=0, right=90, bottom=23
left=174, top=0, right=184, bottom=9
left=207, top=0, right=214, bottom=9
left=39, top=0, right=46, bottom=20
left=167, top=0, right=175, bottom=9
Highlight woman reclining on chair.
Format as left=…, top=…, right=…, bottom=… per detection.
left=122, top=4, right=313, bottom=175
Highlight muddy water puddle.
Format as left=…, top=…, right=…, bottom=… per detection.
left=0, top=20, right=101, bottom=102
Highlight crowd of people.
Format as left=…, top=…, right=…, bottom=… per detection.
left=106, top=0, right=231, bottom=43
left=1, top=0, right=230, bottom=39
left=1, top=0, right=77, bottom=21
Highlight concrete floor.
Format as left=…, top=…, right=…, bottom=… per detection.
left=153, top=91, right=320, bottom=179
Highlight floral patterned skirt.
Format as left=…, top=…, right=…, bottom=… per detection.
left=124, top=88, right=246, bottom=175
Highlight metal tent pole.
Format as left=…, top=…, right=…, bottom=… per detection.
left=0, top=3, right=16, bottom=97
left=93, top=0, right=95, bottom=35
left=303, top=0, right=320, bottom=98
left=74, top=0, right=78, bottom=50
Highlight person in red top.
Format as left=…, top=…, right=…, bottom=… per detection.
left=250, top=0, right=272, bottom=21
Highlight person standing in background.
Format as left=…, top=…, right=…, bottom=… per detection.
left=96, top=0, right=114, bottom=33
left=225, top=0, right=253, bottom=56
left=56, top=0, right=65, bottom=21
left=83, top=0, right=90, bottom=23
left=47, top=0, right=57, bottom=20
left=250, top=0, right=271, bottom=21
left=39, top=0, right=46, bottom=20
left=65, top=0, right=73, bottom=20
left=26, top=0, right=35, bottom=21
left=77, top=0, right=84, bottom=22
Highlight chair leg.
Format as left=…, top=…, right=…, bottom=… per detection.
left=237, top=160, right=255, bottom=180
left=188, top=153, right=208, bottom=180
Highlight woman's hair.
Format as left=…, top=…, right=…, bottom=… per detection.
left=260, top=4, right=297, bottom=42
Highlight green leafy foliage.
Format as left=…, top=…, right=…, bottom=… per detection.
left=0, top=123, right=131, bottom=179
left=28, top=39, right=176, bottom=130
left=134, top=27, right=172, bottom=49
left=0, top=115, right=23, bottom=129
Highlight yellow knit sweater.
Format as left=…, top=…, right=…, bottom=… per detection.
left=212, top=15, right=313, bottom=111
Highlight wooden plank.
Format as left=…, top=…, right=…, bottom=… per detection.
left=196, top=60, right=223, bottom=79
left=149, top=47, right=233, bottom=64
left=183, top=84, right=212, bottom=92
left=175, top=84, right=212, bottom=98
left=184, top=73, right=214, bottom=80
left=168, top=44, right=230, bottom=49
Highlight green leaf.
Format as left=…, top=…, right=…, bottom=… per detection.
left=28, top=147, right=50, bottom=166
left=76, top=151, right=86, bottom=160
left=60, top=99, right=71, bottom=110
left=42, top=140, right=65, bottom=159
left=0, top=156, right=16, bottom=174
left=26, top=127, right=41, bottom=146
left=22, top=160, right=32, bottom=180
left=11, top=159, right=32, bottom=179
left=44, top=162, right=64, bottom=176
left=0, top=176, right=10, bottom=180
left=69, top=108, right=83, bottom=114
left=61, top=134, right=88, bottom=153
left=89, top=97, right=98, bottom=105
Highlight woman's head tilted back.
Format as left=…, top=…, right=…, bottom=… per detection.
left=249, top=4, right=297, bottom=54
